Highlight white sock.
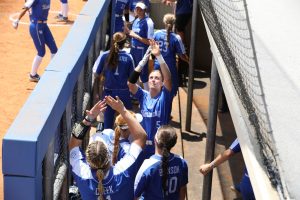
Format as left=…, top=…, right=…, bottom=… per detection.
left=31, top=55, right=43, bottom=75
left=51, top=53, right=56, bottom=59
left=62, top=3, right=69, bottom=18
left=143, top=82, right=149, bottom=91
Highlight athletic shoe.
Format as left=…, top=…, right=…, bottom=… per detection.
left=57, top=16, right=69, bottom=22
left=29, top=73, right=40, bottom=82
left=55, top=14, right=63, bottom=19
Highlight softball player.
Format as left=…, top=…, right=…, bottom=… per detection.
left=13, top=0, right=58, bottom=82
left=90, top=111, right=143, bottom=164
left=69, top=96, right=147, bottom=200
left=128, top=0, right=150, bottom=22
left=154, top=13, right=189, bottom=97
left=199, top=139, right=255, bottom=200
left=134, top=125, right=188, bottom=200
left=125, top=2, right=154, bottom=91
left=128, top=40, right=172, bottom=159
left=93, top=32, right=135, bottom=129
left=113, top=0, right=130, bottom=33
left=56, top=0, right=69, bottom=22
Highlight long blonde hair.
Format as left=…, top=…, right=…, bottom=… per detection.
left=111, top=111, right=137, bottom=165
left=163, top=13, right=176, bottom=48
left=86, top=141, right=111, bottom=200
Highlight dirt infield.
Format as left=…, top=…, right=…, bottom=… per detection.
left=0, top=0, right=86, bottom=197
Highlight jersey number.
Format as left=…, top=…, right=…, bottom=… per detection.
left=167, top=177, right=178, bottom=194
left=158, top=40, right=168, bottom=53
left=114, top=65, right=119, bottom=75
left=156, top=121, right=161, bottom=129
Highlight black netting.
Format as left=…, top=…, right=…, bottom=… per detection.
left=42, top=14, right=109, bottom=199
left=199, top=0, right=285, bottom=197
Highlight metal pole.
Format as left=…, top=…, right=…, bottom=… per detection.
left=185, top=0, right=198, bottom=131
left=202, top=58, right=220, bottom=200
left=43, top=137, right=54, bottom=200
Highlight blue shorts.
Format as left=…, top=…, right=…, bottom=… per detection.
left=61, top=0, right=68, bottom=3
left=130, top=46, right=149, bottom=83
left=29, top=22, right=58, bottom=57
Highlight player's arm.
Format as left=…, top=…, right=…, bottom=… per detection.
left=179, top=54, right=189, bottom=63
left=12, top=7, right=29, bottom=29
left=128, top=46, right=152, bottom=94
left=69, top=100, right=107, bottom=150
left=127, top=30, right=150, bottom=45
left=161, top=0, right=175, bottom=6
left=199, top=148, right=235, bottom=175
left=150, top=40, right=172, bottom=91
left=179, top=185, right=187, bottom=200
left=105, top=96, right=147, bottom=148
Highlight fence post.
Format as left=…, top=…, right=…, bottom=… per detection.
left=202, top=57, right=220, bottom=200
left=186, top=0, right=198, bottom=131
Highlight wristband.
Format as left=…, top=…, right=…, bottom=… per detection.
left=128, top=70, right=141, bottom=84
left=156, top=54, right=166, bottom=65
left=71, top=122, right=90, bottom=140
left=96, top=122, right=104, bottom=132
left=84, top=115, right=95, bottom=123
left=210, top=162, right=215, bottom=169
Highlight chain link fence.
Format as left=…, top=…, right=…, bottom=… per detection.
left=41, top=11, right=110, bottom=199
left=199, top=0, right=286, bottom=198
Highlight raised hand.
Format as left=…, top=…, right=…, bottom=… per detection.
left=85, top=100, right=107, bottom=120
left=149, top=40, right=161, bottom=57
left=105, top=96, right=126, bottom=114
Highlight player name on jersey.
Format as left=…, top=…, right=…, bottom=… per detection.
left=159, top=165, right=180, bottom=176
left=141, top=110, right=161, bottom=118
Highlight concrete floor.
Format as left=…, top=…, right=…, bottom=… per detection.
left=170, top=72, right=245, bottom=200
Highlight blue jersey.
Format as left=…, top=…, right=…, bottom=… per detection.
left=229, top=139, right=255, bottom=199
left=229, top=138, right=241, bottom=153
left=176, top=0, right=193, bottom=15
left=129, top=0, right=150, bottom=12
left=131, top=17, right=154, bottom=49
left=154, top=30, right=186, bottom=96
left=94, top=50, right=135, bottom=90
left=89, top=129, right=131, bottom=162
left=26, top=0, right=51, bottom=21
left=134, top=154, right=188, bottom=200
left=134, top=86, right=172, bottom=158
left=115, top=0, right=129, bottom=15
left=114, top=0, right=130, bottom=33
left=70, top=143, right=143, bottom=200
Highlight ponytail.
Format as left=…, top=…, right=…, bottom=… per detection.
left=163, top=14, right=176, bottom=49
left=155, top=125, right=178, bottom=198
left=161, top=146, right=170, bottom=198
left=86, top=141, right=111, bottom=200
left=112, top=126, right=121, bottom=165
left=96, top=169, right=105, bottom=200
left=166, top=23, right=172, bottom=48
left=106, top=32, right=127, bottom=71
left=106, top=42, right=120, bottom=71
